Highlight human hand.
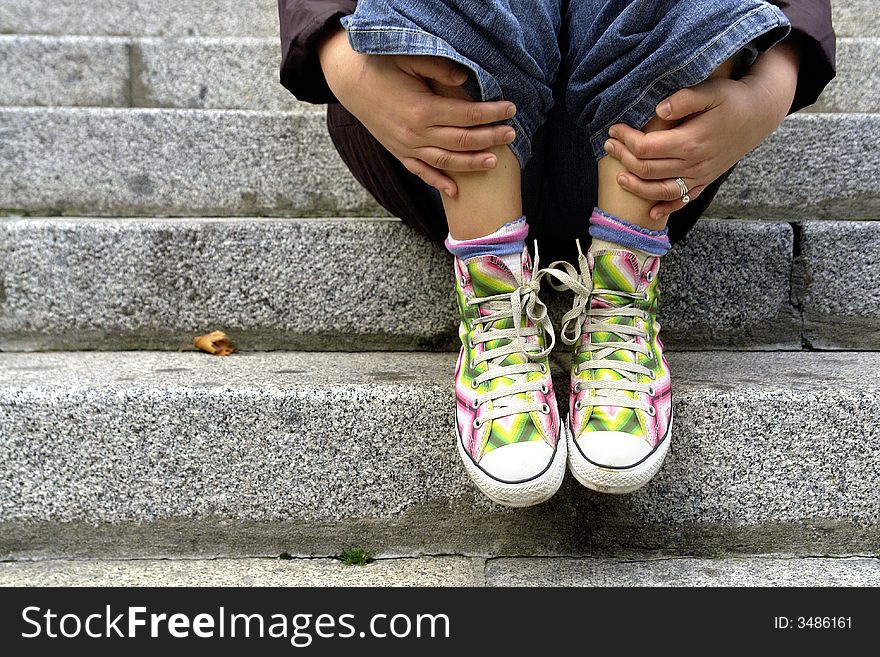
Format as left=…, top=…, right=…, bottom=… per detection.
left=318, top=28, right=517, bottom=196
left=604, top=42, right=800, bottom=220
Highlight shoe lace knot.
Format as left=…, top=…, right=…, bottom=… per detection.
left=540, top=240, right=655, bottom=413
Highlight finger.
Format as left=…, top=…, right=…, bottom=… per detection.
left=402, top=56, right=468, bottom=87
left=650, top=185, right=706, bottom=220
left=616, top=173, right=696, bottom=202
left=415, top=146, right=498, bottom=172
left=425, top=124, right=516, bottom=151
left=607, top=123, right=686, bottom=160
left=605, top=138, right=685, bottom=180
left=402, top=157, right=458, bottom=196
left=431, top=96, right=517, bottom=127
left=656, top=85, right=719, bottom=121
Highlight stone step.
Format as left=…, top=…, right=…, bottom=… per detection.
left=1, top=0, right=876, bottom=39
left=1, top=351, right=877, bottom=559
left=0, top=557, right=486, bottom=587
left=0, top=216, right=804, bottom=351
left=1, top=555, right=877, bottom=587
left=485, top=555, right=880, bottom=587
left=834, top=0, right=880, bottom=37
left=0, top=36, right=130, bottom=108
left=0, top=0, right=280, bottom=38
left=1, top=35, right=875, bottom=112
left=797, top=221, right=880, bottom=349
left=0, top=107, right=375, bottom=218
left=0, top=35, right=315, bottom=111
left=807, top=38, right=880, bottom=113
left=1, top=108, right=877, bottom=220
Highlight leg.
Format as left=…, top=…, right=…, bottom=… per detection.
left=557, top=0, right=791, bottom=494
left=427, top=80, right=523, bottom=240
left=342, top=0, right=568, bottom=507
left=564, top=0, right=788, bottom=231
left=596, top=59, right=735, bottom=231
left=342, top=0, right=562, bottom=238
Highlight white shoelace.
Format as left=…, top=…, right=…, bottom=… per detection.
left=540, top=241, right=655, bottom=414
left=467, top=247, right=556, bottom=428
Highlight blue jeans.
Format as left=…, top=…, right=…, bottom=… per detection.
left=342, top=0, right=790, bottom=168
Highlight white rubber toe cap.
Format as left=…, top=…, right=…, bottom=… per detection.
left=478, top=441, right=555, bottom=483
left=576, top=431, right=653, bottom=469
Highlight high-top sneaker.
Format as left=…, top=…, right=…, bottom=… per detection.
left=453, top=245, right=566, bottom=507
left=550, top=242, right=672, bottom=494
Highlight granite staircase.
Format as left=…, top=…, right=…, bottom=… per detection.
left=0, top=0, right=878, bottom=585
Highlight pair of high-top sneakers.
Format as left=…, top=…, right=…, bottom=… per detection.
left=453, top=240, right=671, bottom=506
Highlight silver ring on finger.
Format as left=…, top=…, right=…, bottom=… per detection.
left=675, top=177, right=690, bottom=204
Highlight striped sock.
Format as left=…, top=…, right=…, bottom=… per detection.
left=588, top=208, right=671, bottom=257
left=445, top=216, right=528, bottom=277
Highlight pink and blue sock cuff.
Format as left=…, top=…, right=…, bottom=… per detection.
left=589, top=208, right=670, bottom=256
left=445, top=216, right=528, bottom=260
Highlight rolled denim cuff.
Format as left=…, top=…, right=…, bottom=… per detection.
left=341, top=16, right=533, bottom=167
left=588, top=3, right=791, bottom=159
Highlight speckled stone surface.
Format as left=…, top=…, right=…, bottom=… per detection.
left=0, top=217, right=798, bottom=351
left=2, top=33, right=875, bottom=112
left=0, top=108, right=378, bottom=218
left=797, top=221, right=880, bottom=349
left=0, top=108, right=876, bottom=219
left=3, top=555, right=877, bottom=587
left=487, top=556, right=880, bottom=587
left=808, top=38, right=880, bottom=113
left=0, top=36, right=130, bottom=107
left=659, top=219, right=796, bottom=348
left=134, top=38, right=317, bottom=111
left=0, top=35, right=316, bottom=111
left=0, top=0, right=279, bottom=37
left=0, top=351, right=878, bottom=557
left=0, top=217, right=453, bottom=351
left=712, top=113, right=880, bottom=220
left=0, top=557, right=484, bottom=587
left=833, top=0, right=880, bottom=38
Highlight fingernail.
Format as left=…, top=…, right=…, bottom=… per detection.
left=504, top=130, right=516, bottom=143
left=483, top=156, right=496, bottom=168
left=506, top=105, right=517, bottom=119
left=657, top=101, right=671, bottom=118
left=608, top=127, right=619, bottom=139
left=445, top=187, right=456, bottom=196
left=618, top=174, right=629, bottom=186
left=604, top=140, right=614, bottom=154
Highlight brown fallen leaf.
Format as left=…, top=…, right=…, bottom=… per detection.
left=193, top=330, right=237, bottom=356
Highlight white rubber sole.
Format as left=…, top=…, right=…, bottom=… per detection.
left=456, top=426, right=567, bottom=508
left=566, top=412, right=673, bottom=495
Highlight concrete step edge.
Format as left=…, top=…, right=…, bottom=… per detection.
left=1, top=108, right=878, bottom=221
left=5, top=216, right=880, bottom=351
left=0, top=216, right=804, bottom=351
left=1, top=350, right=878, bottom=558
left=2, top=555, right=878, bottom=587
left=1, top=34, right=876, bottom=111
